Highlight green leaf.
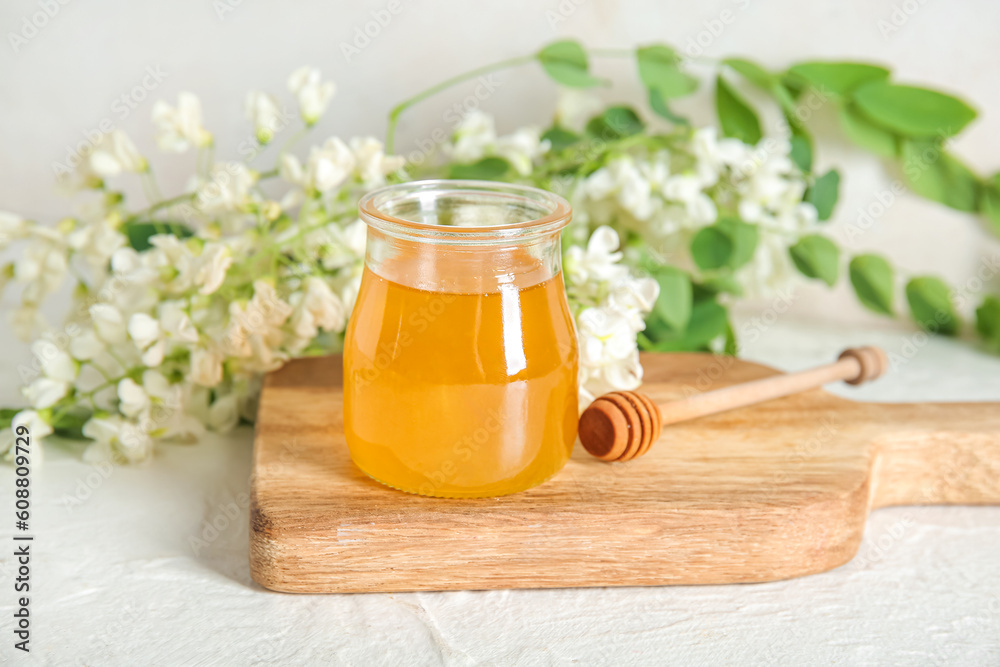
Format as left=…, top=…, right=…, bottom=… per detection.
left=585, top=106, right=644, bottom=140
left=637, top=45, right=699, bottom=98
left=788, top=234, right=840, bottom=286
left=723, top=322, right=738, bottom=356
left=0, top=408, right=19, bottom=431
left=786, top=61, right=890, bottom=96
left=643, top=298, right=730, bottom=352
left=648, top=88, right=690, bottom=125
left=852, top=81, right=977, bottom=137
left=691, top=226, right=733, bottom=270
left=975, top=295, right=1000, bottom=352
left=715, top=75, right=762, bottom=144
left=839, top=104, right=898, bottom=158
left=652, top=267, right=692, bottom=332
left=805, top=169, right=840, bottom=221
left=723, top=57, right=774, bottom=90
left=715, top=217, right=758, bottom=269
left=905, top=276, right=959, bottom=335
left=51, top=408, right=92, bottom=440
left=447, top=156, right=511, bottom=180
left=122, top=221, right=194, bottom=252
left=541, top=126, right=581, bottom=151
left=788, top=124, right=813, bottom=172
left=537, top=40, right=606, bottom=88
left=849, top=254, right=895, bottom=316
left=900, top=140, right=980, bottom=212
left=979, top=180, right=1000, bottom=235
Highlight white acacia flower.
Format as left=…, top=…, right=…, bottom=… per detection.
left=349, top=137, right=405, bottom=187
left=0, top=211, right=28, bottom=245
left=224, top=280, right=293, bottom=370
left=662, top=174, right=717, bottom=224
left=190, top=347, right=225, bottom=387
left=24, top=377, right=68, bottom=409
left=281, top=137, right=355, bottom=193
left=564, top=226, right=627, bottom=285
left=288, top=67, right=336, bottom=125
left=288, top=277, right=346, bottom=343
left=608, top=277, right=661, bottom=331
left=90, top=304, right=128, bottom=344
left=207, top=393, right=239, bottom=432
left=82, top=416, right=153, bottom=463
left=245, top=91, right=283, bottom=144
left=196, top=163, right=256, bottom=215
left=14, top=240, right=68, bottom=303
left=68, top=218, right=128, bottom=273
left=128, top=313, right=164, bottom=366
left=576, top=306, right=644, bottom=405
left=193, top=243, right=232, bottom=295
left=496, top=127, right=549, bottom=176
left=2, top=411, right=52, bottom=462
left=152, top=92, right=212, bottom=152
left=555, top=88, right=603, bottom=133
left=447, top=111, right=497, bottom=163
left=90, top=130, right=147, bottom=176
left=118, top=378, right=150, bottom=418
left=32, top=340, right=78, bottom=382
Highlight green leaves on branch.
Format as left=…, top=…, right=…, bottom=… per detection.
left=537, top=40, right=606, bottom=88
left=123, top=221, right=194, bottom=251
left=839, top=104, right=898, bottom=157
left=715, top=75, right=762, bottom=144
left=786, top=62, right=889, bottom=97
left=690, top=218, right=759, bottom=272
left=849, top=254, right=895, bottom=315
left=585, top=106, right=644, bottom=140
left=976, top=296, right=1000, bottom=353
left=652, top=267, right=692, bottom=332
left=447, top=156, right=511, bottom=180
left=905, top=276, right=959, bottom=335
left=637, top=45, right=698, bottom=99
left=788, top=235, right=839, bottom=286
left=805, top=169, right=840, bottom=220
left=901, top=140, right=980, bottom=212
left=852, top=82, right=977, bottom=137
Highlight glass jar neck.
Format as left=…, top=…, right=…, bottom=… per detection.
left=358, top=180, right=571, bottom=294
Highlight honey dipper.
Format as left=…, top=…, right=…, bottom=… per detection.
left=579, top=346, right=888, bottom=462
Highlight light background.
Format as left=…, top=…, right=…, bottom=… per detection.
left=1, top=4, right=1000, bottom=664
left=2, top=0, right=999, bottom=331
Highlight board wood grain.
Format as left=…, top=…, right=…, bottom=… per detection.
left=249, top=353, right=1000, bottom=594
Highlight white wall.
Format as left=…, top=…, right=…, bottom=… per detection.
left=2, top=0, right=999, bottom=327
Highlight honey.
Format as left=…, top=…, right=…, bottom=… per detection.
left=344, top=180, right=579, bottom=498
left=344, top=265, right=578, bottom=497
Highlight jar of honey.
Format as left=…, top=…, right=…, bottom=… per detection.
left=344, top=180, right=579, bottom=498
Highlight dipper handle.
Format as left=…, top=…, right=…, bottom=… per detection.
left=579, top=346, right=888, bottom=462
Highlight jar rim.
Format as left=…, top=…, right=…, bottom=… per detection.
left=358, top=179, right=572, bottom=244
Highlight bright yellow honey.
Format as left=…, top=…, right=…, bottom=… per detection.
left=343, top=264, right=578, bottom=498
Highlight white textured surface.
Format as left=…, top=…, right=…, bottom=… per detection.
left=1, top=316, right=999, bottom=665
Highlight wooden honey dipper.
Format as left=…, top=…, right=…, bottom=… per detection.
left=579, top=346, right=889, bottom=462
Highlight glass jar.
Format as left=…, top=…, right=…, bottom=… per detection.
left=344, top=180, right=579, bottom=498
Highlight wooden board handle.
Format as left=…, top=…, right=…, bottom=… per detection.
left=871, top=402, right=1000, bottom=508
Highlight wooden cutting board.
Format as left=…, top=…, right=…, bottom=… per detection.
left=249, top=353, right=1000, bottom=594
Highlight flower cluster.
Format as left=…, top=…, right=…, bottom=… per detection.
left=574, top=124, right=818, bottom=295
left=0, top=70, right=656, bottom=464
left=565, top=227, right=659, bottom=404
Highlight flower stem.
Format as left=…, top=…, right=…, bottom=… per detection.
left=385, top=54, right=536, bottom=154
